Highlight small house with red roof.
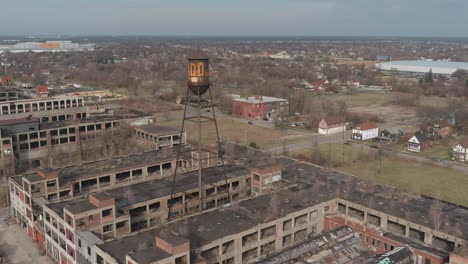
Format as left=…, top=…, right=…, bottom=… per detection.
left=452, top=137, right=468, bottom=162
left=1, top=76, right=14, bottom=87
left=36, top=86, right=49, bottom=98
left=312, top=79, right=329, bottom=92
left=318, top=116, right=346, bottom=135
left=351, top=122, right=379, bottom=141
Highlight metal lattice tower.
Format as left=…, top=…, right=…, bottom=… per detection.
left=168, top=49, right=230, bottom=220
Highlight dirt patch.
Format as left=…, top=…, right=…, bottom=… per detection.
left=119, top=98, right=182, bottom=114
left=347, top=104, right=416, bottom=123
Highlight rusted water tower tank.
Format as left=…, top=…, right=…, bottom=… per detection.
left=188, top=49, right=210, bottom=96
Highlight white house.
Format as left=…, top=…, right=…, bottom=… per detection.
left=351, top=122, right=379, bottom=141
left=407, top=132, right=430, bottom=152
left=452, top=137, right=468, bottom=162
left=318, top=116, right=346, bottom=135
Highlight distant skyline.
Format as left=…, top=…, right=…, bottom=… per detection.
left=1, top=0, right=467, bottom=37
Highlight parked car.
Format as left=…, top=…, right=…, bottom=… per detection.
left=248, top=121, right=253, bottom=125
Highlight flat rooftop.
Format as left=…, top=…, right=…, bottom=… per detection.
left=0, top=116, right=39, bottom=126
left=224, top=144, right=468, bottom=239
left=38, top=116, right=122, bottom=130
left=134, top=123, right=181, bottom=136
left=88, top=143, right=468, bottom=263
left=97, top=183, right=338, bottom=263
left=0, top=95, right=83, bottom=105
left=47, top=164, right=250, bottom=216
left=234, top=96, right=287, bottom=104
left=24, top=147, right=183, bottom=187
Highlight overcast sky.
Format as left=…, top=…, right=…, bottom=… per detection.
left=1, top=0, right=467, bottom=37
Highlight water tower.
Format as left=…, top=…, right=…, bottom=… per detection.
left=168, top=49, right=230, bottom=219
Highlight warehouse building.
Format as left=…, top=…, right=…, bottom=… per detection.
left=376, top=60, right=468, bottom=75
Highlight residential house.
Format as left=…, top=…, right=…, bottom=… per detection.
left=36, top=86, right=49, bottom=98
left=312, top=79, right=329, bottom=92
left=351, top=122, right=378, bottom=141
left=346, top=79, right=360, bottom=88
left=379, top=128, right=404, bottom=144
left=407, top=132, right=431, bottom=152
left=425, top=120, right=453, bottom=140
left=452, top=137, right=468, bottom=162
left=318, top=116, right=346, bottom=135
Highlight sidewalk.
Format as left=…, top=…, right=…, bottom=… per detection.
left=0, top=207, right=52, bottom=264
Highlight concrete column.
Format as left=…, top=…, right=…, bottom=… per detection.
left=234, top=237, right=242, bottom=264
left=364, top=212, right=368, bottom=223
left=146, top=204, right=150, bottom=228
left=405, top=225, right=410, bottom=237
left=424, top=230, right=433, bottom=245
left=275, top=221, right=283, bottom=251
left=380, top=216, right=388, bottom=229
left=110, top=174, right=116, bottom=185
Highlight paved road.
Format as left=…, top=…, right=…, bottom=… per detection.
left=0, top=207, right=52, bottom=264
left=268, top=116, right=420, bottom=154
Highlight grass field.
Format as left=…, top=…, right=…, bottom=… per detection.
left=305, top=92, right=457, bottom=109
left=290, top=144, right=468, bottom=207
left=384, top=138, right=458, bottom=161
left=304, top=93, right=392, bottom=109
left=159, top=111, right=306, bottom=149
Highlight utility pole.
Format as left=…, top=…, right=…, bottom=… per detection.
left=342, top=126, right=345, bottom=164
left=244, top=128, right=247, bottom=145
left=378, top=144, right=382, bottom=176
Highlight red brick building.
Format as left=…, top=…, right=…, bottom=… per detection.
left=232, top=96, right=288, bottom=120
left=1, top=76, right=14, bottom=87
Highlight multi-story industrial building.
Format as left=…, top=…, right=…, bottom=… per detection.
left=9, top=144, right=193, bottom=263
left=132, top=123, right=186, bottom=150
left=0, top=96, right=87, bottom=122
left=8, top=142, right=468, bottom=264
left=0, top=92, right=162, bottom=174
left=0, top=87, right=19, bottom=101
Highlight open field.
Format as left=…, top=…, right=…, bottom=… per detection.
left=159, top=111, right=307, bottom=149
left=305, top=92, right=392, bottom=108
left=290, top=143, right=468, bottom=207
left=419, top=96, right=455, bottom=109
